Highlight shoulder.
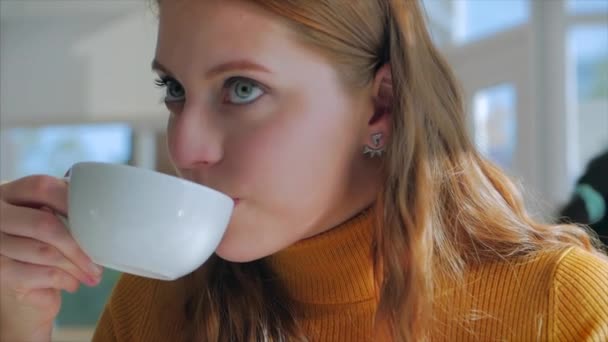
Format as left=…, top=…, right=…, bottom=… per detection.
left=550, top=247, right=608, bottom=341
left=92, top=273, right=195, bottom=341
left=106, top=273, right=167, bottom=312
left=92, top=274, right=160, bottom=341
left=433, top=247, right=607, bottom=340
left=553, top=246, right=608, bottom=281
left=551, top=246, right=608, bottom=299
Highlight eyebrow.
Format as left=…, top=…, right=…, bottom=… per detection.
left=151, top=59, right=272, bottom=79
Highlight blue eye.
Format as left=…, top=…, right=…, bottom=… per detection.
left=225, top=78, right=264, bottom=105
left=155, top=77, right=185, bottom=102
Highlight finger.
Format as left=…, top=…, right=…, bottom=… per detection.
left=0, top=204, right=104, bottom=279
left=0, top=256, right=81, bottom=294
left=0, top=175, right=68, bottom=216
left=0, top=233, right=100, bottom=286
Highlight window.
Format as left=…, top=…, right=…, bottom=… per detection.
left=567, top=0, right=608, bottom=14
left=473, top=84, right=518, bottom=171
left=567, top=25, right=608, bottom=180
left=1, top=124, right=132, bottom=180
left=569, top=25, right=608, bottom=102
left=422, top=0, right=530, bottom=46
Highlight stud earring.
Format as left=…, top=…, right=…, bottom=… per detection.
left=363, top=133, right=385, bottom=158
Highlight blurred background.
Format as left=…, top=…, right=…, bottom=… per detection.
left=0, top=0, right=606, bottom=341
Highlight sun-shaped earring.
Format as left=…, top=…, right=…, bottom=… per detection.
left=363, top=132, right=385, bottom=158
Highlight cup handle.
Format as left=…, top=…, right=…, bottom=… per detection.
left=56, top=213, right=69, bottom=230
left=63, top=167, right=72, bottom=182
left=57, top=173, right=71, bottom=230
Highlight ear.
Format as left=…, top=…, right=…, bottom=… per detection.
left=364, top=64, right=392, bottom=151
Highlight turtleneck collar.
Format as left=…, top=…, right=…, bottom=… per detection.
left=265, top=207, right=377, bottom=305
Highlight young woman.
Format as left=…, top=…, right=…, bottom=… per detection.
left=1, top=0, right=607, bottom=341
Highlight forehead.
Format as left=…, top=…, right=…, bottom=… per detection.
left=153, top=0, right=347, bottom=93
left=156, top=0, right=290, bottom=59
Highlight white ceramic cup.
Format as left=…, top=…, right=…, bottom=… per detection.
left=60, top=162, right=234, bottom=281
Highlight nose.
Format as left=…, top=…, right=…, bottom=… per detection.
left=167, top=103, right=224, bottom=169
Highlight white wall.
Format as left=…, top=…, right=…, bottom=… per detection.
left=0, top=1, right=166, bottom=129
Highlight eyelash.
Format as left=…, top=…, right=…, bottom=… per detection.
left=154, top=76, right=182, bottom=103
left=153, top=76, right=266, bottom=105
left=154, top=77, right=170, bottom=88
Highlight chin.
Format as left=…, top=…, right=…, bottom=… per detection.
left=213, top=219, right=267, bottom=263
left=214, top=241, right=261, bottom=263
left=213, top=207, right=300, bottom=263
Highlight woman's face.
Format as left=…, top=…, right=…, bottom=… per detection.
left=155, top=0, right=385, bottom=262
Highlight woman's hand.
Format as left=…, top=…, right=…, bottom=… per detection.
left=0, top=175, right=104, bottom=342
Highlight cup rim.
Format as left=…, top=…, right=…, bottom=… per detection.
left=70, top=161, right=232, bottom=202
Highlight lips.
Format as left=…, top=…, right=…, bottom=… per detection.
left=189, top=177, right=238, bottom=205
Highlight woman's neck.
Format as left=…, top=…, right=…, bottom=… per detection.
left=265, top=207, right=377, bottom=305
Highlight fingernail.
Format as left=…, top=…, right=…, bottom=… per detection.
left=84, top=275, right=100, bottom=286
left=88, top=262, right=103, bottom=276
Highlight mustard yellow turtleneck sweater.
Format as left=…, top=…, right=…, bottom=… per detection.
left=92, top=210, right=608, bottom=341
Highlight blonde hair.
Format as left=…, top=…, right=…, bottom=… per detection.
left=155, top=0, right=607, bottom=341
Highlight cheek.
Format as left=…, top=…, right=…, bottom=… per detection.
left=217, top=110, right=355, bottom=261
left=234, top=96, right=358, bottom=206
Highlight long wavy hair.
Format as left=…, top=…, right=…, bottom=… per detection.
left=155, top=0, right=607, bottom=341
